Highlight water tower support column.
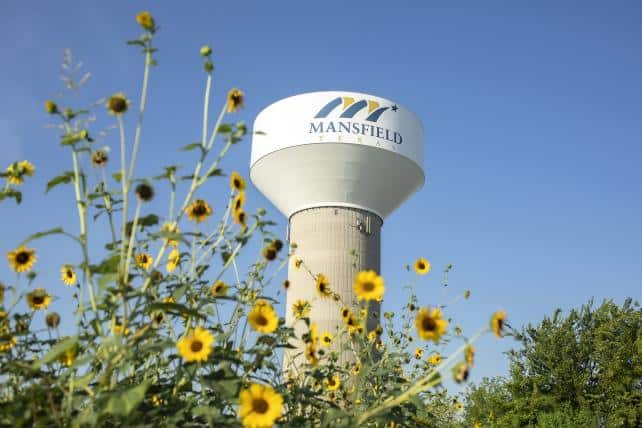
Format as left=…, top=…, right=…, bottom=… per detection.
left=284, top=206, right=382, bottom=371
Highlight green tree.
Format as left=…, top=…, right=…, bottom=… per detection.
left=464, top=298, right=642, bottom=428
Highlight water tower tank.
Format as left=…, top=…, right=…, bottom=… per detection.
left=250, top=91, right=424, bottom=371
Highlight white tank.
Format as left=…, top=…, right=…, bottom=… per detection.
left=250, top=91, right=424, bottom=220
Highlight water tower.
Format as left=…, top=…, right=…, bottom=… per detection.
left=250, top=91, right=424, bottom=370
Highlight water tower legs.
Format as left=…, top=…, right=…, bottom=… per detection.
left=283, top=206, right=382, bottom=373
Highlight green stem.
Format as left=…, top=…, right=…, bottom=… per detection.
left=123, top=200, right=142, bottom=286
left=127, top=50, right=152, bottom=183
left=118, top=115, right=129, bottom=279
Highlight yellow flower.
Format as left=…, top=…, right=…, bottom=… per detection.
left=162, top=297, right=176, bottom=304
left=211, top=280, right=228, bottom=297
left=233, top=209, right=247, bottom=228
left=59, top=343, right=78, bottom=367
left=465, top=344, right=476, bottom=366
left=248, top=300, right=278, bottom=334
left=341, top=307, right=351, bottom=319
left=353, top=270, right=384, bottom=301
left=292, top=299, right=311, bottom=319
left=325, top=375, right=341, bottom=391
left=414, top=347, right=424, bottom=359
left=0, top=336, right=16, bottom=353
left=455, top=401, right=464, bottom=411
left=106, top=92, right=129, bottom=115
left=7, top=245, right=37, bottom=273
left=26, top=288, right=51, bottom=310
left=177, top=327, right=214, bottom=363
left=367, top=331, right=377, bottom=343
left=344, top=313, right=361, bottom=334
left=473, top=422, right=482, bottom=428
left=414, top=257, right=431, bottom=275
left=315, top=274, right=331, bottom=298
left=320, top=332, right=332, bottom=347
left=166, top=248, right=180, bottom=273
left=491, top=310, right=507, bottom=338
left=151, top=394, right=165, bottom=407
left=293, top=257, right=303, bottom=272
left=134, top=253, right=152, bottom=270
left=427, top=353, right=442, bottom=365
left=233, top=191, right=246, bottom=212
left=136, top=11, right=155, bottom=30
left=161, top=222, right=180, bottom=247
left=227, top=88, right=244, bottom=113
left=230, top=171, right=246, bottom=192
left=60, top=265, right=76, bottom=286
left=91, top=150, right=109, bottom=167
left=112, top=322, right=130, bottom=336
left=238, top=383, right=283, bottom=428
left=309, top=322, right=319, bottom=344
left=45, top=100, right=58, bottom=114
left=415, top=307, right=448, bottom=343
left=5, top=161, right=35, bottom=185
left=185, top=199, right=212, bottom=223
left=453, top=362, right=469, bottom=383
left=351, top=363, right=361, bottom=375
left=305, top=342, right=319, bottom=365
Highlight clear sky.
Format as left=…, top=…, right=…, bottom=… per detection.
left=1, top=0, right=641, bottom=392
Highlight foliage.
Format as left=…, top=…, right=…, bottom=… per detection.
left=463, top=298, right=642, bottom=427
left=0, top=11, right=502, bottom=427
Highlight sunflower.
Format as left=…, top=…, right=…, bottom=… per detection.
left=238, top=383, right=283, bottom=428
left=5, top=160, right=35, bottom=185
left=112, top=322, right=130, bottom=336
left=161, top=222, right=180, bottom=247
left=263, top=245, right=277, bottom=261
left=341, top=307, right=351, bottom=319
left=227, top=88, right=245, bottom=113
left=248, top=300, right=278, bottom=334
left=233, top=192, right=246, bottom=212
left=106, top=92, right=129, bottom=115
left=465, top=344, right=476, bottom=366
left=211, top=280, right=228, bottom=297
left=0, top=336, right=16, bottom=353
left=427, top=353, right=442, bottom=365
left=415, top=307, right=448, bottom=343
left=325, top=375, right=341, bottom=391
left=414, top=257, right=431, bottom=275
left=134, top=253, right=152, bottom=270
left=305, top=343, right=319, bottom=365
left=46, top=312, right=61, bottom=328
left=320, top=332, right=332, bottom=347
left=455, top=401, right=464, bottom=412
left=414, top=348, right=424, bottom=359
left=351, top=364, right=361, bottom=375
left=177, top=327, right=213, bottom=363
left=292, top=299, right=311, bottom=319
left=315, top=274, right=331, bottom=298
left=166, top=249, right=180, bottom=273
left=367, top=331, right=377, bottom=343
left=60, top=265, right=76, bottom=286
left=491, top=310, right=507, bottom=338
left=293, top=257, right=302, bottom=272
left=185, top=199, right=212, bottom=223
left=136, top=11, right=155, bottom=30
left=91, top=150, right=109, bottom=167
left=230, top=171, right=246, bottom=192
left=59, top=343, right=78, bottom=367
left=7, top=246, right=37, bottom=273
left=26, top=288, right=51, bottom=310
left=135, top=182, right=155, bottom=202
left=309, top=322, right=319, bottom=344
left=353, top=270, right=385, bottom=301
left=344, top=313, right=361, bottom=334
left=453, top=362, right=469, bottom=383
left=233, top=209, right=247, bottom=228
left=45, top=100, right=58, bottom=114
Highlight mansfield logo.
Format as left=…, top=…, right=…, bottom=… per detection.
left=309, top=96, right=403, bottom=144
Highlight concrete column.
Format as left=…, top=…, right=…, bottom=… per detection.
left=283, top=206, right=382, bottom=372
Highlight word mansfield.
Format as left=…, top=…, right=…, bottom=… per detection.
left=309, top=120, right=403, bottom=145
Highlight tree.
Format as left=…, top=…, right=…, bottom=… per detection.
left=464, top=298, right=642, bottom=427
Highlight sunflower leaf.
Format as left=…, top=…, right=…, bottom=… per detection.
left=99, top=380, right=150, bottom=417
left=20, top=227, right=64, bottom=246
left=31, top=336, right=78, bottom=371
left=180, top=142, right=203, bottom=152
left=45, top=171, right=75, bottom=193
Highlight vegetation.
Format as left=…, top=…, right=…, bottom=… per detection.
left=0, top=11, right=504, bottom=427
left=463, top=298, right=642, bottom=428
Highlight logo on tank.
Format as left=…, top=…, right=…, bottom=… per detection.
left=309, top=96, right=403, bottom=144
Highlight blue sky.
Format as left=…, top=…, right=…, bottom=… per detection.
left=1, top=0, right=641, bottom=392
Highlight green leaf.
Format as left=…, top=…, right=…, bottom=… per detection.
left=90, top=254, right=120, bottom=275
left=112, top=171, right=123, bottom=182
left=31, top=336, right=77, bottom=370
left=217, top=124, right=232, bottom=133
left=0, top=189, right=22, bottom=204
left=205, top=168, right=222, bottom=178
left=138, top=214, right=159, bottom=228
left=45, top=171, right=75, bottom=193
left=20, top=227, right=64, bottom=246
left=180, top=142, right=203, bottom=152
left=101, top=380, right=150, bottom=417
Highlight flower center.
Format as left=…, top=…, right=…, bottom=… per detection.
left=422, top=316, right=437, bottom=332
left=16, top=252, right=29, bottom=264
left=32, top=296, right=44, bottom=305
left=193, top=205, right=207, bottom=216
left=190, top=340, right=203, bottom=353
left=362, top=281, right=375, bottom=292
left=255, top=314, right=268, bottom=326
left=66, top=270, right=73, bottom=278
left=417, top=261, right=425, bottom=270
left=252, top=398, right=269, bottom=414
